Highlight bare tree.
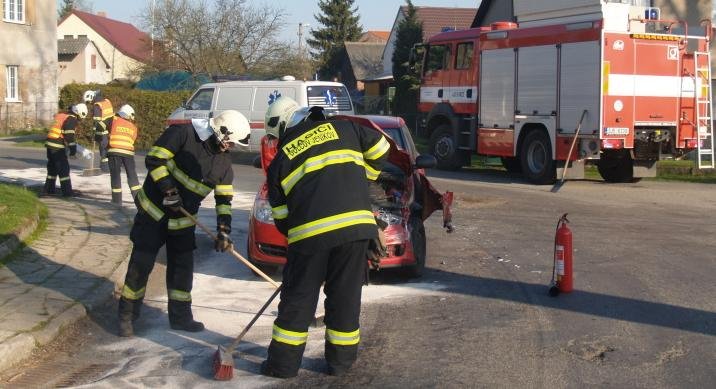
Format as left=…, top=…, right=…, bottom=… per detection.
left=141, top=0, right=291, bottom=77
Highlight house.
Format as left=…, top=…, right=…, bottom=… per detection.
left=58, top=37, right=111, bottom=87
left=339, top=42, right=387, bottom=113
left=360, top=30, right=390, bottom=43
left=381, top=6, right=477, bottom=79
left=1, top=0, right=58, bottom=132
left=57, top=10, right=152, bottom=81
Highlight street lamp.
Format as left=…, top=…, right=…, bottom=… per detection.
left=298, top=22, right=310, bottom=53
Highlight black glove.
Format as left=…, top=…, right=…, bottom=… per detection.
left=367, top=235, right=387, bottom=269
left=69, top=145, right=77, bottom=157
left=162, top=188, right=182, bottom=212
left=215, top=225, right=233, bottom=252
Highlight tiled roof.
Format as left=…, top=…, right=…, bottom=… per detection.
left=360, top=30, right=390, bottom=42
left=61, top=10, right=151, bottom=62
left=344, top=42, right=385, bottom=81
left=401, top=6, right=478, bottom=40
left=57, top=37, right=91, bottom=55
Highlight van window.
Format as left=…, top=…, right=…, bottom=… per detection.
left=216, top=87, right=253, bottom=111
left=187, top=88, right=214, bottom=110
left=307, top=85, right=352, bottom=112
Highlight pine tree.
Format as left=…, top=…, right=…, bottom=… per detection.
left=58, top=0, right=76, bottom=18
left=391, top=0, right=423, bottom=116
left=306, top=0, right=363, bottom=80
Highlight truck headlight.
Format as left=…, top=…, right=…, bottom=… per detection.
left=253, top=198, right=274, bottom=223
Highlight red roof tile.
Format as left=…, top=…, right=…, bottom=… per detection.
left=61, top=10, right=151, bottom=62
left=402, top=6, right=478, bottom=41
left=360, top=30, right=390, bottom=42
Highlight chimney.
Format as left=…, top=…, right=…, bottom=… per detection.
left=97, top=11, right=107, bottom=18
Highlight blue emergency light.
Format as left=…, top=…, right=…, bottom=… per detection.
left=644, top=7, right=660, bottom=20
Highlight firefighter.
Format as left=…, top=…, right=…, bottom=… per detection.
left=260, top=96, right=300, bottom=173
left=107, top=104, right=141, bottom=205
left=84, top=89, right=113, bottom=172
left=117, top=110, right=251, bottom=337
left=261, top=101, right=390, bottom=378
left=43, top=103, right=87, bottom=197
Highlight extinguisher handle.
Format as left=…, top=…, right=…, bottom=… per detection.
left=559, top=213, right=569, bottom=225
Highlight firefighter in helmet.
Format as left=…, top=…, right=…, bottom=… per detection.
left=259, top=96, right=300, bottom=173
left=117, top=110, right=251, bottom=337
left=84, top=89, right=113, bottom=172
left=261, top=99, right=389, bottom=378
left=107, top=104, right=141, bottom=205
left=44, top=103, right=87, bottom=197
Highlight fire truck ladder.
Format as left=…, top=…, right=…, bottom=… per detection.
left=695, top=51, right=714, bottom=168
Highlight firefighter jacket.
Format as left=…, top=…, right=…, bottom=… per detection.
left=92, top=99, right=114, bottom=135
left=45, top=112, right=78, bottom=150
left=107, top=116, right=138, bottom=156
left=138, top=123, right=234, bottom=232
left=267, top=118, right=390, bottom=253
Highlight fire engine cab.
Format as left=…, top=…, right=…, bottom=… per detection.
left=415, top=0, right=715, bottom=183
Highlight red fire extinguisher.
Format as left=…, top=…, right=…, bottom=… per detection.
left=549, top=213, right=573, bottom=296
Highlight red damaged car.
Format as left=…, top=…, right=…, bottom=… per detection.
left=247, top=115, right=453, bottom=278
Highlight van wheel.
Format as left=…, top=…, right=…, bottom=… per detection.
left=429, top=124, right=467, bottom=170
left=520, top=130, right=556, bottom=184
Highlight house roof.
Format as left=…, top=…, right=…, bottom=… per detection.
left=360, top=30, right=390, bottom=42
left=344, top=42, right=386, bottom=81
left=57, top=37, right=110, bottom=66
left=60, top=9, right=151, bottom=62
left=401, top=6, right=478, bottom=40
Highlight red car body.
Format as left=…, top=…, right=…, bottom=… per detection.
left=247, top=115, right=453, bottom=277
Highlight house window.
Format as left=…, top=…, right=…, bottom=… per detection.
left=91, top=55, right=97, bottom=69
left=6, top=65, right=19, bottom=101
left=3, top=0, right=25, bottom=23
left=64, top=35, right=73, bottom=39
left=455, top=42, right=474, bottom=70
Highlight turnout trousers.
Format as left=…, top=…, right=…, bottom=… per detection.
left=266, top=239, right=369, bottom=376
left=119, top=211, right=198, bottom=324
left=96, top=134, right=109, bottom=172
left=108, top=154, right=140, bottom=204
left=44, top=148, right=73, bottom=196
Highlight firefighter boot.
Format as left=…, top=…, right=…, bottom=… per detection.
left=60, top=179, right=74, bottom=197
left=168, top=300, right=204, bottom=332
left=117, top=297, right=135, bottom=337
left=43, top=178, right=56, bottom=195
left=111, top=191, right=122, bottom=205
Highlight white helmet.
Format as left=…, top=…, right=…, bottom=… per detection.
left=71, top=103, right=88, bottom=119
left=117, top=104, right=135, bottom=121
left=210, top=110, right=250, bottom=148
left=83, top=90, right=96, bottom=104
left=265, top=96, right=300, bottom=138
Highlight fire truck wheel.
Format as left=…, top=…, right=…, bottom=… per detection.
left=429, top=124, right=467, bottom=170
left=597, top=151, right=635, bottom=183
left=520, top=130, right=556, bottom=184
left=405, top=216, right=426, bottom=278
left=501, top=157, right=522, bottom=173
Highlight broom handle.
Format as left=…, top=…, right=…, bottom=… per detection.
left=179, top=207, right=280, bottom=288
left=226, top=285, right=282, bottom=353
left=560, top=109, right=588, bottom=183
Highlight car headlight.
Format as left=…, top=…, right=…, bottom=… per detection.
left=253, top=198, right=274, bottom=223
left=376, top=208, right=403, bottom=226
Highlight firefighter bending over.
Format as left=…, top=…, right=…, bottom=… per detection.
left=261, top=99, right=390, bottom=378
left=117, top=110, right=250, bottom=337
left=43, top=103, right=87, bottom=197
left=84, top=89, right=113, bottom=172
left=107, top=104, right=141, bottom=205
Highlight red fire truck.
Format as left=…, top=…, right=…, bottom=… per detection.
left=414, top=0, right=714, bottom=183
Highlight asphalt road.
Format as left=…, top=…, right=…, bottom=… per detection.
left=1, top=141, right=715, bottom=388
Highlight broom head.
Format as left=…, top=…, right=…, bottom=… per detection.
left=213, top=344, right=235, bottom=381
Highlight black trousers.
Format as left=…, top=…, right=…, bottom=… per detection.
left=108, top=153, right=140, bottom=204
left=266, top=239, right=369, bottom=376
left=120, top=212, right=198, bottom=315
left=45, top=148, right=72, bottom=196
left=95, top=134, right=109, bottom=171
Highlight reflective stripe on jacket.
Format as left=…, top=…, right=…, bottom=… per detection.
left=108, top=116, right=138, bottom=156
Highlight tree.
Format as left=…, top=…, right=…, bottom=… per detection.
left=140, top=0, right=290, bottom=77
left=58, top=0, right=93, bottom=19
left=391, top=0, right=423, bottom=116
left=306, top=0, right=363, bottom=80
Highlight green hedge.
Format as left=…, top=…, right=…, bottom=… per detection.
left=59, top=83, right=192, bottom=150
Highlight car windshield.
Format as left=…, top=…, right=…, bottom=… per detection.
left=381, top=127, right=406, bottom=150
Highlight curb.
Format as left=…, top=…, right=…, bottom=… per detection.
left=0, top=206, right=40, bottom=261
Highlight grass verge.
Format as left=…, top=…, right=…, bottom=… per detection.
left=0, top=183, right=48, bottom=266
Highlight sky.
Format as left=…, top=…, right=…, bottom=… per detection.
left=58, top=0, right=479, bottom=46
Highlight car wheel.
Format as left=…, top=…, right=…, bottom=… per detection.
left=404, top=216, right=426, bottom=278
left=520, top=130, right=556, bottom=184
left=429, top=124, right=467, bottom=170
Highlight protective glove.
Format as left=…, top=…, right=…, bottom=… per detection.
left=367, top=230, right=387, bottom=269
left=69, top=145, right=77, bottom=157
left=215, top=224, right=233, bottom=252
left=162, top=188, right=182, bottom=212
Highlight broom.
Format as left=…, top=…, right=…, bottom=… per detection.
left=213, top=285, right=282, bottom=381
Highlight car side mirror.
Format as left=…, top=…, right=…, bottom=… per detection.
left=252, top=155, right=262, bottom=169
left=415, top=154, right=437, bottom=169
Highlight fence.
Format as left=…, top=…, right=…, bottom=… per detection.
left=0, top=101, right=58, bottom=135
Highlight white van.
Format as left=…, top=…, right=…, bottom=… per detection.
left=167, top=76, right=354, bottom=151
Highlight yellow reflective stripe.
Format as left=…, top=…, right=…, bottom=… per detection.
left=136, top=189, right=165, bottom=221
left=67, top=142, right=77, bottom=146
left=216, top=204, right=231, bottom=215
left=111, top=134, right=134, bottom=142
left=281, top=150, right=366, bottom=195
left=364, top=136, right=390, bottom=160
left=59, top=176, right=71, bottom=182
left=272, top=205, right=288, bottom=220
left=167, top=160, right=212, bottom=197
left=148, top=146, right=174, bottom=160
left=121, top=284, right=146, bottom=300
left=112, top=188, right=122, bottom=193
left=272, top=324, right=308, bottom=346
left=107, top=148, right=135, bottom=156
left=325, top=328, right=360, bottom=346
left=47, top=127, right=62, bottom=139
left=150, top=166, right=170, bottom=181
left=287, top=210, right=376, bottom=244
left=62, top=130, right=76, bottom=135
left=168, top=214, right=197, bottom=230
left=365, top=164, right=380, bottom=181
left=214, top=184, right=233, bottom=196
left=46, top=175, right=56, bottom=179
left=45, top=142, right=65, bottom=149
left=101, top=158, right=109, bottom=162
left=168, top=289, right=192, bottom=302
left=130, top=185, right=142, bottom=191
